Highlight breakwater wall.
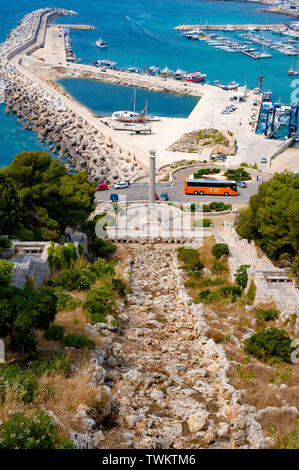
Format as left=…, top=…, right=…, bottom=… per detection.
left=0, top=8, right=146, bottom=182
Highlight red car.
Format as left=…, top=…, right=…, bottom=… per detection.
left=154, top=192, right=159, bottom=201
left=96, top=183, right=108, bottom=191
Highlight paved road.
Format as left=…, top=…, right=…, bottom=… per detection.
left=95, top=166, right=264, bottom=206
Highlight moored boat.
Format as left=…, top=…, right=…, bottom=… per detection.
left=183, top=71, right=206, bottom=83
left=96, top=38, right=107, bottom=48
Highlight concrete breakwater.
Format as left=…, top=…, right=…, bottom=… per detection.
left=0, top=8, right=146, bottom=182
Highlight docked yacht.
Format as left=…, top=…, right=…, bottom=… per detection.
left=183, top=71, right=206, bottom=83
left=160, top=66, right=175, bottom=77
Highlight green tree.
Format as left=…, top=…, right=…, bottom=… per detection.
left=0, top=260, right=13, bottom=287
left=0, top=174, right=23, bottom=234
left=236, top=172, right=299, bottom=259
left=4, top=151, right=95, bottom=241
left=212, top=243, right=229, bottom=259
left=0, top=281, right=57, bottom=353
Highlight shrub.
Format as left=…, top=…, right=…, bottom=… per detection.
left=0, top=238, right=12, bottom=250
left=218, top=285, right=242, bottom=301
left=198, top=289, right=219, bottom=304
left=0, top=410, right=56, bottom=449
left=31, top=352, right=72, bottom=376
left=94, top=239, right=116, bottom=257
left=211, top=261, right=227, bottom=274
left=85, top=286, right=116, bottom=324
left=48, top=242, right=78, bottom=273
left=193, top=168, right=220, bottom=178
left=0, top=366, right=38, bottom=404
left=88, top=258, right=115, bottom=279
left=0, top=260, right=13, bottom=287
left=234, top=264, right=250, bottom=290
left=61, top=334, right=96, bottom=350
left=255, top=308, right=280, bottom=324
left=0, top=410, right=75, bottom=449
left=198, top=277, right=225, bottom=287
left=244, top=327, right=294, bottom=363
left=53, top=268, right=96, bottom=291
left=225, top=168, right=251, bottom=181
left=246, top=279, right=256, bottom=305
left=54, top=288, right=81, bottom=311
left=111, top=277, right=129, bottom=297
left=178, top=247, right=203, bottom=272
left=203, top=202, right=231, bottom=212
left=195, top=218, right=212, bottom=228
left=212, top=243, right=229, bottom=259
left=203, top=218, right=212, bottom=228
left=198, top=285, right=242, bottom=304
left=44, top=324, right=66, bottom=341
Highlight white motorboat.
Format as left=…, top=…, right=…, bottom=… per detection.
left=96, top=38, right=107, bottom=48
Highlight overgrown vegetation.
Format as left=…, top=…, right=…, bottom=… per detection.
left=246, top=279, right=256, bottom=305
left=48, top=242, right=79, bottom=274
left=255, top=308, right=280, bottom=325
left=244, top=327, right=295, bottom=363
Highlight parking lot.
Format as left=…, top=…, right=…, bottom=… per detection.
left=95, top=166, right=262, bottom=207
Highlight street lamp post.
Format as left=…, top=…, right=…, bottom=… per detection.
left=149, top=149, right=156, bottom=204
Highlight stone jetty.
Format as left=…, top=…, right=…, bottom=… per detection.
left=0, top=8, right=146, bottom=183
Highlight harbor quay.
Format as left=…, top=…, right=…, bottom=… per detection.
left=174, top=24, right=292, bottom=31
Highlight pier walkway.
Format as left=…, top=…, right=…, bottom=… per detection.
left=53, top=24, right=96, bottom=30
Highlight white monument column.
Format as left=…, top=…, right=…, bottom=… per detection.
left=149, top=149, right=156, bottom=204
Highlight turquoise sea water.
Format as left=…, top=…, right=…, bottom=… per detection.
left=0, top=0, right=296, bottom=166
left=58, top=78, right=199, bottom=118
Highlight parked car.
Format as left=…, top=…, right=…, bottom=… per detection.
left=113, top=181, right=129, bottom=189
left=236, top=181, right=247, bottom=188
left=110, top=193, right=119, bottom=202
left=260, top=157, right=267, bottom=163
left=95, top=183, right=108, bottom=191
left=154, top=192, right=159, bottom=201
left=159, top=192, right=169, bottom=201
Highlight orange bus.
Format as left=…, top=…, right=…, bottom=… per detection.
left=184, top=179, right=238, bottom=196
